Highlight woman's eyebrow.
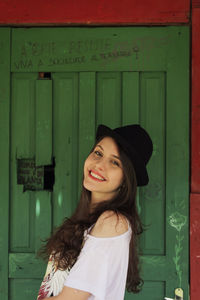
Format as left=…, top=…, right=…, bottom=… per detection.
left=112, top=155, right=121, bottom=160
left=96, top=144, right=121, bottom=160
left=96, top=144, right=104, bottom=150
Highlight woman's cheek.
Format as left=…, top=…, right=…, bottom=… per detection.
left=83, top=158, right=89, bottom=176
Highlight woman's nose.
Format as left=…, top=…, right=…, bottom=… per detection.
left=96, top=158, right=107, bottom=171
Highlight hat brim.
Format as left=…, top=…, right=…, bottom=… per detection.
left=96, top=124, right=149, bottom=186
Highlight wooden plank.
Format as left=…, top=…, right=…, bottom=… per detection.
left=78, top=72, right=96, bottom=191
left=10, top=74, right=37, bottom=253
left=36, top=80, right=52, bottom=166
left=0, top=27, right=10, bottom=300
left=12, top=28, right=179, bottom=72
left=122, top=72, right=139, bottom=125
left=9, top=278, right=41, bottom=300
left=35, top=191, right=52, bottom=252
left=126, top=281, right=165, bottom=300
left=11, top=74, right=36, bottom=158
left=9, top=253, right=46, bottom=279
left=96, top=72, right=121, bottom=128
left=165, top=26, right=189, bottom=297
left=139, top=72, right=166, bottom=255
left=52, top=73, right=79, bottom=226
left=122, top=72, right=141, bottom=216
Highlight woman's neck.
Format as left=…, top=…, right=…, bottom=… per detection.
left=91, top=191, right=116, bottom=204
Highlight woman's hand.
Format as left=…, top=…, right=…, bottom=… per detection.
left=43, top=286, right=91, bottom=300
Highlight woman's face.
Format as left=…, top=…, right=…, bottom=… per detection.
left=83, top=137, right=124, bottom=203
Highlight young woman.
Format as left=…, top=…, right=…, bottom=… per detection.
left=37, top=124, right=153, bottom=300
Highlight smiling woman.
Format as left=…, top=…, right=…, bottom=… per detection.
left=37, top=124, right=153, bottom=300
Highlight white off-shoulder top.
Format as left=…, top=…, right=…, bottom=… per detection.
left=37, top=223, right=132, bottom=300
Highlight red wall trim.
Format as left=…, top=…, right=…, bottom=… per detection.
left=191, top=6, right=200, bottom=193
left=190, top=194, right=200, bottom=299
left=0, top=0, right=190, bottom=25
left=191, top=3, right=200, bottom=300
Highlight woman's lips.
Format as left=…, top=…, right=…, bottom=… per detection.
left=89, top=170, right=106, bottom=181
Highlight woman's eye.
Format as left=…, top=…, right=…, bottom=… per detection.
left=111, top=160, right=120, bottom=167
left=94, top=150, right=102, bottom=157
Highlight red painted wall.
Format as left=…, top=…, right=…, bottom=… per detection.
left=191, top=4, right=200, bottom=194
left=191, top=1, right=200, bottom=299
left=0, top=0, right=190, bottom=25
left=190, top=194, right=200, bottom=298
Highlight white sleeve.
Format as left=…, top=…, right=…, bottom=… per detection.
left=64, top=246, right=108, bottom=299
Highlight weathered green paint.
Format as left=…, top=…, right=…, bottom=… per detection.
left=97, top=72, right=122, bottom=127
left=0, top=27, right=10, bottom=300
left=12, top=27, right=181, bottom=72
left=139, top=72, right=166, bottom=256
left=2, top=27, right=189, bottom=300
left=35, top=191, right=52, bottom=252
left=52, top=72, right=79, bottom=226
left=122, top=72, right=139, bottom=124
left=10, top=73, right=38, bottom=255
left=165, top=27, right=189, bottom=297
left=36, top=79, right=52, bottom=166
left=9, top=278, right=42, bottom=300
left=78, top=72, right=96, bottom=192
left=9, top=253, right=45, bottom=278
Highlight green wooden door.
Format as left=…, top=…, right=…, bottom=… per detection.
left=1, top=27, right=189, bottom=300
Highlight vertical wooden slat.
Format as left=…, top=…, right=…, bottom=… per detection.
left=96, top=72, right=121, bottom=128
left=140, top=72, right=166, bottom=255
left=122, top=72, right=139, bottom=125
left=36, top=80, right=52, bottom=166
left=11, top=74, right=36, bottom=158
left=165, top=27, right=189, bottom=297
left=78, top=72, right=96, bottom=191
left=35, top=191, right=52, bottom=252
left=122, top=72, right=141, bottom=216
left=52, top=73, right=79, bottom=227
left=0, top=27, right=10, bottom=300
left=10, top=74, right=37, bottom=253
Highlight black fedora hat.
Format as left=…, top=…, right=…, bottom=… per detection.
left=96, top=124, right=153, bottom=186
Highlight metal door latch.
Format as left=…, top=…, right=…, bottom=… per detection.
left=164, top=288, right=183, bottom=300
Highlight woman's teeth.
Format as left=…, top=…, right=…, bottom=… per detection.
left=90, top=171, right=105, bottom=181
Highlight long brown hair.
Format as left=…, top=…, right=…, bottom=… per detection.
left=39, top=137, right=144, bottom=293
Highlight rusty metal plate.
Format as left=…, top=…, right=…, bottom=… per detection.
left=17, top=159, right=44, bottom=191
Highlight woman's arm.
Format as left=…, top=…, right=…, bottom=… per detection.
left=43, top=286, right=91, bottom=300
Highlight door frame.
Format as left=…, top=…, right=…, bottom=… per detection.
left=0, top=28, right=10, bottom=300
left=0, top=26, right=190, bottom=300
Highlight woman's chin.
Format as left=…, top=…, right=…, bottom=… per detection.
left=83, top=180, right=93, bottom=192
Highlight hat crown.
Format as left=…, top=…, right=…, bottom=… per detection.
left=114, top=125, right=153, bottom=165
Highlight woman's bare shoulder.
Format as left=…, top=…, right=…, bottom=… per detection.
left=90, top=210, right=129, bottom=238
